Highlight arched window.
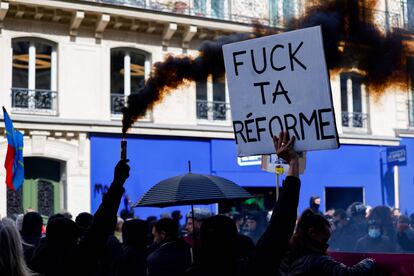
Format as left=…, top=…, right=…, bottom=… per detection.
left=11, top=38, right=57, bottom=114
left=110, top=48, right=150, bottom=115
left=340, top=72, right=369, bottom=131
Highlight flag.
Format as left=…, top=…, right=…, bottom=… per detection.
left=3, top=107, right=24, bottom=191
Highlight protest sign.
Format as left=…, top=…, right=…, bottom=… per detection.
left=223, top=26, right=339, bottom=156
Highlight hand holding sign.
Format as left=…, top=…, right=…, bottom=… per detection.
left=273, top=132, right=297, bottom=164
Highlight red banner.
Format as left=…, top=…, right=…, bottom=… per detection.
left=329, top=251, right=414, bottom=275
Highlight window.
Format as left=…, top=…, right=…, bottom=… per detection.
left=196, top=74, right=230, bottom=122
left=270, top=0, right=299, bottom=27
left=407, top=0, right=414, bottom=31
left=193, top=0, right=226, bottom=19
left=110, top=48, right=150, bottom=116
left=340, top=73, right=369, bottom=130
left=325, top=187, right=364, bottom=211
left=11, top=39, right=57, bottom=114
left=408, top=57, right=414, bottom=127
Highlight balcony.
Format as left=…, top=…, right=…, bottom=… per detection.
left=409, top=100, right=414, bottom=127
left=111, top=93, right=126, bottom=115
left=341, top=111, right=369, bottom=131
left=11, top=88, right=58, bottom=115
left=196, top=99, right=230, bottom=122
left=361, top=7, right=402, bottom=32
left=88, top=0, right=270, bottom=25
left=111, top=93, right=152, bottom=120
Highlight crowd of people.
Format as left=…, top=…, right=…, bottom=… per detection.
left=2, top=132, right=411, bottom=275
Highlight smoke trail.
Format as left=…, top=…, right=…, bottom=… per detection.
left=122, top=33, right=252, bottom=135
left=122, top=0, right=409, bottom=134
left=285, top=0, right=408, bottom=94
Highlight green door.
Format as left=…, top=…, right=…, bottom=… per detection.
left=22, top=178, right=60, bottom=218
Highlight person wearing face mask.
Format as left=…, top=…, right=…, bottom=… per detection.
left=254, top=132, right=376, bottom=275
left=354, top=219, right=395, bottom=253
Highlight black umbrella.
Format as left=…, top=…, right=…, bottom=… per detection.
left=134, top=173, right=252, bottom=207
left=134, top=167, right=252, bottom=262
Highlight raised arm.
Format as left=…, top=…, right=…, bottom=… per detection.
left=76, top=159, right=130, bottom=274
left=254, top=132, right=301, bottom=275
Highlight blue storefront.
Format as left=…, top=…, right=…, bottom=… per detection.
left=90, top=134, right=414, bottom=219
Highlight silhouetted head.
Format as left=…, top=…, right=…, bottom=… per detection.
left=333, top=209, right=348, bottom=228
left=120, top=208, right=135, bottom=221
left=75, top=212, right=93, bottom=230
left=200, top=215, right=238, bottom=263
left=291, top=209, right=331, bottom=254
left=245, top=211, right=267, bottom=234
left=347, top=202, right=366, bottom=218
left=122, top=219, right=148, bottom=250
left=46, top=217, right=79, bottom=248
left=152, top=218, right=178, bottom=244
left=410, top=213, right=414, bottom=226
left=309, top=196, right=321, bottom=212
left=22, top=211, right=43, bottom=238
left=171, top=210, right=182, bottom=222
left=185, top=209, right=211, bottom=234
left=368, top=205, right=392, bottom=228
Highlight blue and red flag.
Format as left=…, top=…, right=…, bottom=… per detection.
left=3, top=107, right=24, bottom=191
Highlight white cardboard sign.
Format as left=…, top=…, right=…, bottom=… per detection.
left=223, top=26, right=339, bottom=156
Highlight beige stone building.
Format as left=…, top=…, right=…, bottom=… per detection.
left=0, top=0, right=413, bottom=218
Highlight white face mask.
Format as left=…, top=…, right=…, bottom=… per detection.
left=368, top=228, right=381, bottom=239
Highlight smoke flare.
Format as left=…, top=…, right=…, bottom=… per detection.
left=122, top=0, right=409, bottom=134
left=122, top=34, right=252, bottom=135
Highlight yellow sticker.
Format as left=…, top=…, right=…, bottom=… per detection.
left=275, top=166, right=284, bottom=175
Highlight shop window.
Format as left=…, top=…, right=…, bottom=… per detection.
left=110, top=48, right=151, bottom=118
left=325, top=187, right=364, bottom=211
left=11, top=38, right=57, bottom=114
left=340, top=73, right=369, bottom=131
left=196, top=74, right=230, bottom=123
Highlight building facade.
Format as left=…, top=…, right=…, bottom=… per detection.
left=0, top=0, right=413, bottom=219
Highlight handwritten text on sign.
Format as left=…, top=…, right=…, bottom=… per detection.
left=223, top=26, right=339, bottom=156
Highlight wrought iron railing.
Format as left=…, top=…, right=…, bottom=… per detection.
left=111, top=93, right=152, bottom=120
left=361, top=7, right=402, bottom=31
left=409, top=100, right=414, bottom=127
left=111, top=93, right=126, bottom=114
left=341, top=111, right=369, bottom=129
left=11, top=88, right=58, bottom=114
left=196, top=99, right=230, bottom=121
left=89, top=0, right=270, bottom=25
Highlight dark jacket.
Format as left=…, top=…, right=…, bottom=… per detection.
left=117, top=219, right=148, bottom=276
left=397, top=228, right=414, bottom=252
left=147, top=238, right=192, bottom=276
left=329, top=217, right=366, bottom=252
left=354, top=234, right=395, bottom=253
left=31, top=182, right=125, bottom=276
left=254, top=176, right=301, bottom=275
left=332, top=216, right=367, bottom=252
left=278, top=253, right=375, bottom=276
